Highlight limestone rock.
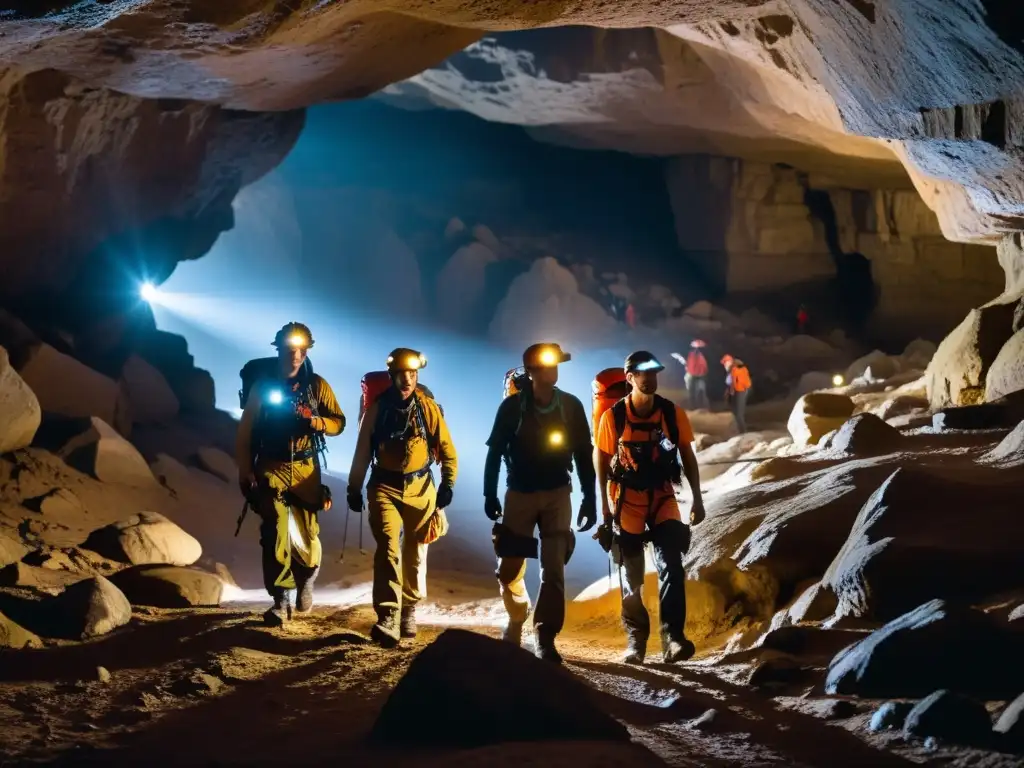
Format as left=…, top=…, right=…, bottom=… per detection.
left=0, top=345, right=42, bottom=455
left=0, top=561, right=91, bottom=593
left=119, top=355, right=179, bottom=426
left=83, top=512, right=202, bottom=567
left=0, top=528, right=29, bottom=568
left=793, top=371, right=836, bottom=397
left=56, top=416, right=158, bottom=488
left=195, top=447, right=236, bottom=483
left=51, top=575, right=132, bottom=640
left=827, top=413, right=902, bottom=456
left=874, top=394, right=929, bottom=421
left=903, top=690, right=993, bottom=747
left=23, top=488, right=85, bottom=519
left=986, top=328, right=1024, bottom=402
left=822, top=468, right=1024, bottom=623
left=902, top=339, right=937, bottom=370
left=994, top=692, right=1024, bottom=750
left=173, top=368, right=217, bottom=414
left=683, top=301, right=714, bottom=320
left=787, top=393, right=855, bottom=446
left=435, top=242, right=499, bottom=330
left=984, top=421, right=1024, bottom=466
left=869, top=701, right=913, bottom=733
left=926, top=299, right=1019, bottom=409
left=15, top=342, right=132, bottom=436
left=932, top=402, right=1019, bottom=431
left=111, top=565, right=223, bottom=608
left=846, top=350, right=901, bottom=383
left=370, top=628, right=629, bottom=747
left=0, top=611, right=42, bottom=649
left=825, top=599, right=1023, bottom=700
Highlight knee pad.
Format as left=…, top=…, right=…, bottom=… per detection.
left=492, top=523, right=538, bottom=559
left=650, top=519, right=691, bottom=555
left=617, top=530, right=647, bottom=559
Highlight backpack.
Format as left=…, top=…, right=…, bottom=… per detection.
left=360, top=371, right=442, bottom=465
left=499, top=369, right=571, bottom=474
left=503, top=366, right=531, bottom=400
left=592, top=367, right=630, bottom=436
left=607, top=395, right=682, bottom=492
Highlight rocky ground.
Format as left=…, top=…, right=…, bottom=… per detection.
left=2, top=323, right=1024, bottom=766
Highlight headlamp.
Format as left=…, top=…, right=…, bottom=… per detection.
left=634, top=359, right=663, bottom=372
left=267, top=389, right=284, bottom=405
left=539, top=348, right=558, bottom=366
left=287, top=333, right=309, bottom=349
left=832, top=374, right=845, bottom=387
left=548, top=430, right=565, bottom=447
left=387, top=351, right=426, bottom=371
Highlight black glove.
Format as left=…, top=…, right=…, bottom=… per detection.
left=576, top=495, right=597, bottom=532
left=346, top=488, right=364, bottom=513
left=436, top=483, right=453, bottom=509
left=484, top=496, right=502, bottom=521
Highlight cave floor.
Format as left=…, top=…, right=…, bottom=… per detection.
left=0, top=588, right=1014, bottom=768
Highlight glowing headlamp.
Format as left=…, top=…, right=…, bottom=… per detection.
left=140, top=282, right=158, bottom=302
left=548, top=430, right=565, bottom=447
left=267, top=389, right=284, bottom=405
left=388, top=352, right=426, bottom=371
left=832, top=374, right=845, bottom=387
left=539, top=348, right=558, bottom=366
left=634, top=359, right=663, bottom=372
left=287, top=333, right=309, bottom=349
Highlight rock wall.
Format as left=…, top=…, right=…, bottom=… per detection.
left=666, top=155, right=1004, bottom=339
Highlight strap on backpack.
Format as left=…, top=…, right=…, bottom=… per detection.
left=612, top=396, right=679, bottom=447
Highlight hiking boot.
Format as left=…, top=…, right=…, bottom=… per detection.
left=263, top=590, right=292, bottom=627
left=502, top=621, right=524, bottom=646
left=400, top=605, right=417, bottom=639
left=534, top=633, right=563, bottom=665
left=294, top=566, right=319, bottom=614
left=663, top=637, right=696, bottom=664
left=370, top=611, right=401, bottom=649
left=622, top=635, right=646, bottom=665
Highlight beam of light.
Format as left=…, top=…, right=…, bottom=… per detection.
left=140, top=281, right=158, bottom=303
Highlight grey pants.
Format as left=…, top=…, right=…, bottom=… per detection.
left=619, top=520, right=691, bottom=647
left=686, top=375, right=708, bottom=410
left=731, top=389, right=749, bottom=433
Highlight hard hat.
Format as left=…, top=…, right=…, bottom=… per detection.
left=386, top=348, right=427, bottom=373
left=625, top=351, right=664, bottom=373
left=690, top=339, right=706, bottom=348
left=523, top=342, right=571, bottom=369
left=721, top=354, right=734, bottom=367
left=273, top=322, right=314, bottom=349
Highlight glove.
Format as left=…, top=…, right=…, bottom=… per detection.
left=576, top=495, right=597, bottom=532
left=436, top=483, right=453, bottom=510
left=346, top=488, right=364, bottom=513
left=484, top=496, right=502, bottom=521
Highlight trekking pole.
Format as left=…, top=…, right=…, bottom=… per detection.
left=358, top=508, right=366, bottom=555
left=339, top=506, right=351, bottom=562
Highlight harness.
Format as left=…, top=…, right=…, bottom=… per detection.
left=502, top=389, right=572, bottom=474
left=252, top=371, right=328, bottom=469
left=369, top=392, right=440, bottom=486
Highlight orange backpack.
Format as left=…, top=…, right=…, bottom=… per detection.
left=592, top=367, right=630, bottom=436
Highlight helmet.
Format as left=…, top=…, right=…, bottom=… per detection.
left=690, top=339, right=706, bottom=348
left=386, top=348, right=427, bottom=373
left=721, top=354, right=734, bottom=367
left=523, top=342, right=571, bottom=369
left=273, top=322, right=314, bottom=349
left=624, top=351, right=664, bottom=373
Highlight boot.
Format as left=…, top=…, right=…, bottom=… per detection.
left=534, top=631, right=563, bottom=665
left=263, top=589, right=292, bottom=627
left=663, top=636, right=696, bottom=664
left=622, top=633, right=646, bottom=665
left=295, top=566, right=319, bottom=614
left=502, top=621, right=524, bottom=646
left=400, top=605, right=417, bottom=639
left=370, top=610, right=401, bottom=649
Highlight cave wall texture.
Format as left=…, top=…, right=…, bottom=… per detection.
left=1, top=0, right=1024, bottom=405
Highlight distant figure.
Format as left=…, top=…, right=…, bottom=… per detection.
left=624, top=302, right=637, bottom=329
left=796, top=304, right=809, bottom=335
left=684, top=339, right=709, bottom=410
left=721, top=354, right=752, bottom=434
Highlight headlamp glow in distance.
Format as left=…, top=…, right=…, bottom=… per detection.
left=832, top=374, right=845, bottom=387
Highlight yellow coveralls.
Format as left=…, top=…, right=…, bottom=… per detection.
left=235, top=375, right=344, bottom=593
left=348, top=392, right=457, bottom=618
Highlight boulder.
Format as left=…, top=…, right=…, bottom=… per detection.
left=83, top=512, right=202, bottom=567
left=370, top=628, right=629, bottom=747
left=787, top=393, right=855, bottom=446
left=172, top=368, right=216, bottom=413
left=903, top=690, right=993, bottom=747
left=195, top=446, right=236, bottom=483
left=902, top=339, right=938, bottom=370
left=931, top=402, right=1017, bottom=430
left=926, top=299, right=1018, bottom=409
left=0, top=561, right=91, bottom=593
left=50, top=575, right=132, bottom=640
left=0, top=611, right=42, bottom=649
left=827, top=413, right=902, bottom=456
left=986, top=328, right=1024, bottom=402
left=994, top=692, right=1024, bottom=750
left=23, top=487, right=85, bottom=518
left=55, top=416, right=158, bottom=487
left=0, top=345, right=42, bottom=454
left=793, top=371, right=836, bottom=396
left=846, top=350, right=901, bottom=383
left=15, top=341, right=132, bottom=435
left=111, top=565, right=223, bottom=608
left=119, top=354, right=179, bottom=425
left=471, top=223, right=501, bottom=253
left=0, top=528, right=29, bottom=568
left=825, top=600, right=1023, bottom=700
left=822, top=468, right=1024, bottom=623
left=982, top=421, right=1024, bottom=466
left=874, top=394, right=929, bottom=421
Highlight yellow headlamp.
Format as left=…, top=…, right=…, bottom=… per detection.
left=386, top=348, right=427, bottom=373
left=287, top=332, right=309, bottom=349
